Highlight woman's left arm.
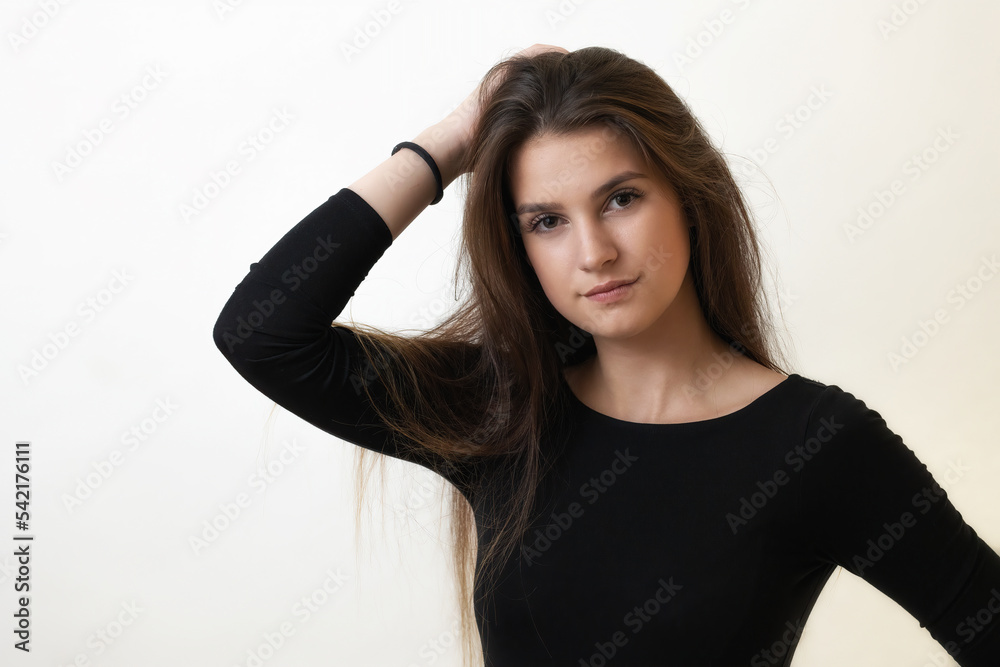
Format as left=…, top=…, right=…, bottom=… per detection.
left=796, top=383, right=1000, bottom=665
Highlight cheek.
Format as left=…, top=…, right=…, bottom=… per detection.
left=644, top=218, right=690, bottom=268
left=524, top=247, right=566, bottom=301
left=522, top=240, right=540, bottom=273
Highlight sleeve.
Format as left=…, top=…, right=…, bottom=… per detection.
left=212, top=187, right=478, bottom=501
left=795, top=384, right=1000, bottom=666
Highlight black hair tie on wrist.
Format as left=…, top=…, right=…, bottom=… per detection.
left=391, top=141, right=444, bottom=205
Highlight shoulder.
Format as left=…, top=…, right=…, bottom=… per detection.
left=789, top=375, right=923, bottom=485
left=785, top=378, right=959, bottom=578
left=795, top=375, right=890, bottom=438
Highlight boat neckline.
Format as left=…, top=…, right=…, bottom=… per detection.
left=565, top=373, right=801, bottom=429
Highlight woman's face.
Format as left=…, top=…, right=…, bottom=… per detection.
left=508, top=125, right=694, bottom=342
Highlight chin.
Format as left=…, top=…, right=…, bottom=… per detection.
left=573, top=317, right=647, bottom=342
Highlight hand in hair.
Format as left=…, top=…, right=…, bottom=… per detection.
left=349, top=44, right=569, bottom=240
left=440, top=43, right=570, bottom=178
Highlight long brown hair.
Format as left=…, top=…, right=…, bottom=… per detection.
left=315, top=46, right=789, bottom=665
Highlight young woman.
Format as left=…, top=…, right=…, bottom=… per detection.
left=213, top=44, right=1000, bottom=666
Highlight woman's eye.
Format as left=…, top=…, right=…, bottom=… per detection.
left=611, top=190, right=638, bottom=208
left=525, top=189, right=642, bottom=234
left=527, top=215, right=560, bottom=233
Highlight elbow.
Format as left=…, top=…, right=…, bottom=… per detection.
left=212, top=307, right=247, bottom=363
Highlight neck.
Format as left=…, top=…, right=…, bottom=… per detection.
left=576, top=271, right=750, bottom=423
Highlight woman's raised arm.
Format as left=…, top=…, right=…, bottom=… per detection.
left=350, top=42, right=569, bottom=240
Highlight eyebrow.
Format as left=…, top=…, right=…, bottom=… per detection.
left=514, top=170, right=647, bottom=217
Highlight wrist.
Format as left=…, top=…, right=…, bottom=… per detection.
left=413, top=121, right=468, bottom=188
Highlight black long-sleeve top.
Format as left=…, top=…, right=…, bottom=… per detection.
left=213, top=187, right=1000, bottom=666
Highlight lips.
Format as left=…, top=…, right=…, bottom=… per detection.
left=584, top=278, right=636, bottom=297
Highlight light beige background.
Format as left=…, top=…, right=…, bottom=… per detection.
left=2, top=1, right=998, bottom=665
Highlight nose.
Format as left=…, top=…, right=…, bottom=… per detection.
left=575, top=216, right=617, bottom=271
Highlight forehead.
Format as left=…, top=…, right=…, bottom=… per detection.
left=509, top=125, right=646, bottom=200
